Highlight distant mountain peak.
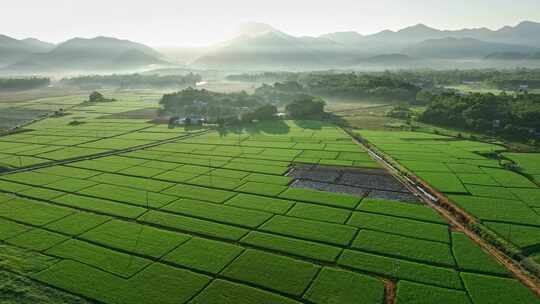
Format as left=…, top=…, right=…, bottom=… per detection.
left=498, top=20, right=540, bottom=33
left=53, top=36, right=162, bottom=57
left=399, top=23, right=440, bottom=34
left=0, top=34, right=20, bottom=44
left=92, top=36, right=134, bottom=42
left=236, top=22, right=278, bottom=37
left=20, top=38, right=55, bottom=52
left=516, top=20, right=540, bottom=27
left=22, top=38, right=45, bottom=43
left=62, top=36, right=129, bottom=44
left=0, top=34, right=15, bottom=40
left=320, top=31, right=363, bottom=38
left=410, top=23, right=432, bottom=29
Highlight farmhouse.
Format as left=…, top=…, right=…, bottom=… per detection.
left=178, top=114, right=206, bottom=125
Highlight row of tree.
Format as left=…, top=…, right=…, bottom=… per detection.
left=241, top=95, right=325, bottom=122
left=226, top=72, right=294, bottom=83
left=160, top=88, right=264, bottom=117
left=299, top=73, right=420, bottom=101
left=0, top=77, right=50, bottom=91
left=391, top=68, right=540, bottom=90
left=254, top=81, right=307, bottom=105
left=251, top=73, right=421, bottom=103
left=61, top=73, right=201, bottom=89
left=419, top=92, right=540, bottom=140
left=230, top=68, right=540, bottom=96
left=160, top=88, right=326, bottom=125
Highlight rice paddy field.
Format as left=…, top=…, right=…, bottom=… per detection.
left=0, top=91, right=163, bottom=132
left=357, top=131, right=540, bottom=265
left=0, top=95, right=539, bottom=303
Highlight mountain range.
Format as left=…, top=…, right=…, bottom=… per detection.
left=0, top=36, right=169, bottom=74
left=191, top=21, right=540, bottom=69
left=2, top=20, right=540, bottom=74
left=0, top=35, right=54, bottom=66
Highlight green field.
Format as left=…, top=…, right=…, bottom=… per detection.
left=357, top=129, right=540, bottom=277
left=0, top=94, right=537, bottom=304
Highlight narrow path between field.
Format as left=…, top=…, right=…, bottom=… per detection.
left=384, top=279, right=397, bottom=304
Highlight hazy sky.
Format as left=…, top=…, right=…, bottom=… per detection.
left=3, top=0, right=540, bottom=47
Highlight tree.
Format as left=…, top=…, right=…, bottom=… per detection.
left=416, top=90, right=434, bottom=105
left=252, top=104, right=278, bottom=120
left=274, top=81, right=303, bottom=92
left=240, top=112, right=254, bottom=123
left=89, top=91, right=105, bottom=102
left=217, top=117, right=225, bottom=127
left=62, top=73, right=201, bottom=89
left=240, top=104, right=278, bottom=123
left=387, top=105, right=413, bottom=119
left=285, top=95, right=326, bottom=119
left=88, top=91, right=115, bottom=102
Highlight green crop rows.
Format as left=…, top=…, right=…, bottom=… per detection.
left=0, top=105, right=537, bottom=304
left=359, top=129, right=540, bottom=266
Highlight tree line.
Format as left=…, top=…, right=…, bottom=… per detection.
left=228, top=68, right=540, bottom=95
left=253, top=74, right=420, bottom=103
left=231, top=72, right=422, bottom=103
left=61, top=73, right=202, bottom=89
left=419, top=92, right=540, bottom=141
left=160, top=87, right=326, bottom=125
left=0, top=77, right=50, bottom=91
left=226, top=72, right=294, bottom=83
left=392, top=68, right=540, bottom=90
left=298, top=73, right=421, bottom=102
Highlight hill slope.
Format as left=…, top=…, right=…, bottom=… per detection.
left=0, top=35, right=53, bottom=67
left=193, top=21, right=540, bottom=69
left=404, top=38, right=539, bottom=59
left=193, top=29, right=337, bottom=69
left=3, top=36, right=167, bottom=73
